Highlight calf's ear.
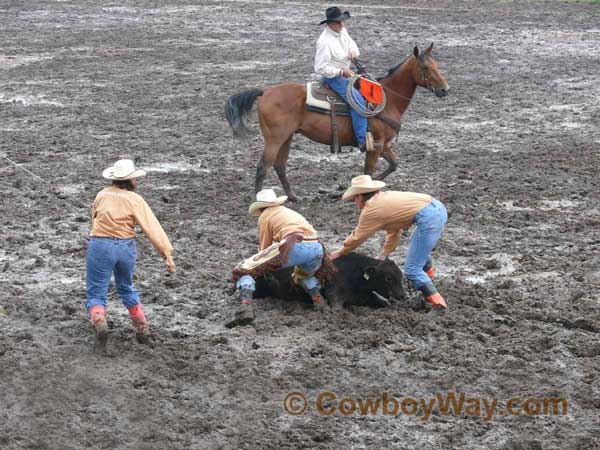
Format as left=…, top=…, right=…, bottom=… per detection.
left=363, top=266, right=377, bottom=280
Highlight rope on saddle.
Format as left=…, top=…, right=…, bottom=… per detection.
left=328, top=96, right=341, bottom=154
left=346, top=75, right=386, bottom=118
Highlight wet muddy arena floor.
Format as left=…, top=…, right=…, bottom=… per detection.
left=1, top=1, right=599, bottom=449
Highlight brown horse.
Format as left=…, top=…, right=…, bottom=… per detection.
left=225, top=44, right=449, bottom=201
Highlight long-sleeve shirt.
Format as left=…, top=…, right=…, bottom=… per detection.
left=90, top=186, right=174, bottom=258
left=341, top=191, right=433, bottom=257
left=257, top=205, right=317, bottom=250
left=314, top=26, right=360, bottom=79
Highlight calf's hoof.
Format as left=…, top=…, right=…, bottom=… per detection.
left=226, top=303, right=256, bottom=328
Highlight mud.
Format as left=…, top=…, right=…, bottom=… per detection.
left=1, top=1, right=599, bottom=449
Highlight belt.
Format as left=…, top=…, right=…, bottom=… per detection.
left=283, top=232, right=319, bottom=242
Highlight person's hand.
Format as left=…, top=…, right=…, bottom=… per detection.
left=376, top=254, right=386, bottom=261
left=349, top=51, right=358, bottom=60
left=329, top=249, right=343, bottom=260
left=165, top=255, right=176, bottom=273
left=341, top=68, right=354, bottom=78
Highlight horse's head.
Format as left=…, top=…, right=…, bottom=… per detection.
left=413, top=43, right=449, bottom=97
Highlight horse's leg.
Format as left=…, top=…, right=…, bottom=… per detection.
left=364, top=148, right=381, bottom=176
left=255, top=147, right=274, bottom=194
left=374, top=145, right=399, bottom=181
left=255, top=134, right=291, bottom=194
left=273, top=136, right=299, bottom=202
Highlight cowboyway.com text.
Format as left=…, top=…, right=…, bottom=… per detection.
left=283, top=391, right=568, bottom=421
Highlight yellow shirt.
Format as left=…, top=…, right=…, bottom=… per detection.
left=257, top=205, right=317, bottom=250
left=341, top=191, right=432, bottom=256
left=90, top=187, right=174, bottom=258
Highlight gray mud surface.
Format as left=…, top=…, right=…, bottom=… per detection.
left=1, top=1, right=599, bottom=449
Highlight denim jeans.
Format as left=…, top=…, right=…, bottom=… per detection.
left=322, top=76, right=367, bottom=146
left=404, top=199, right=448, bottom=290
left=237, top=241, right=324, bottom=293
left=86, top=237, right=140, bottom=313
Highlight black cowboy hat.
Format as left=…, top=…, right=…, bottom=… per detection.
left=319, top=6, right=351, bottom=25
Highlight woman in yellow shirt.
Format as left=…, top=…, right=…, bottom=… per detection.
left=87, top=159, right=175, bottom=349
left=330, top=175, right=448, bottom=309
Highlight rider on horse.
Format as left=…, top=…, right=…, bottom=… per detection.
left=314, top=7, right=374, bottom=152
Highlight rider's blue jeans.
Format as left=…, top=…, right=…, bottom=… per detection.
left=323, top=76, right=367, bottom=146
left=404, top=199, right=448, bottom=290
left=237, top=241, right=324, bottom=294
left=86, top=237, right=140, bottom=313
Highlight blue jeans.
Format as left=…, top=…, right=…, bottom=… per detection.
left=404, top=199, right=448, bottom=290
left=86, top=237, right=140, bottom=313
left=237, top=241, right=324, bottom=293
left=323, top=76, right=367, bottom=146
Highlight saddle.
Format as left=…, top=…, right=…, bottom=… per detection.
left=305, top=79, right=390, bottom=154
left=306, top=81, right=351, bottom=115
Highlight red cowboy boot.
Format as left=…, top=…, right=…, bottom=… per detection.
left=425, top=293, right=447, bottom=309
left=128, top=304, right=150, bottom=344
left=89, top=305, right=108, bottom=349
left=425, top=266, right=435, bottom=281
left=309, top=288, right=328, bottom=311
left=419, top=283, right=448, bottom=310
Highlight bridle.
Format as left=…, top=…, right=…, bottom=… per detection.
left=421, top=66, right=433, bottom=92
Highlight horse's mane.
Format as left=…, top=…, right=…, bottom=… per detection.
left=376, top=55, right=411, bottom=81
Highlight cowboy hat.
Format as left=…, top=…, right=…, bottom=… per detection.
left=342, top=175, right=386, bottom=201
left=319, top=6, right=351, bottom=25
left=249, top=189, right=288, bottom=217
left=102, top=159, right=146, bottom=180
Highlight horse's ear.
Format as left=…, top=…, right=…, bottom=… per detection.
left=426, top=42, right=433, bottom=53
left=413, top=46, right=419, bottom=58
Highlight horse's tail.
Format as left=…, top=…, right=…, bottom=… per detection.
left=225, top=88, right=263, bottom=139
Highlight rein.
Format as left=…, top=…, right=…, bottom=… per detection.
left=374, top=114, right=401, bottom=134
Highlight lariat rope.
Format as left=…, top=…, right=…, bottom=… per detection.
left=1, top=152, right=50, bottom=184
left=345, top=75, right=386, bottom=117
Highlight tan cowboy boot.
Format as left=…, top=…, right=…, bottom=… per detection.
left=128, top=304, right=150, bottom=344
left=89, top=305, right=108, bottom=351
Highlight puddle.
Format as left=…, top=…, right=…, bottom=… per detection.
left=0, top=94, right=64, bottom=107
left=499, top=199, right=580, bottom=212
left=144, top=161, right=206, bottom=173
left=464, top=253, right=517, bottom=284
left=57, top=184, right=85, bottom=196
left=290, top=151, right=361, bottom=164
left=498, top=200, right=534, bottom=212
left=540, top=199, right=580, bottom=210
left=560, top=122, right=582, bottom=129
left=0, top=54, right=54, bottom=69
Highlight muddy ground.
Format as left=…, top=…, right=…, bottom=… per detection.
left=1, top=0, right=599, bottom=449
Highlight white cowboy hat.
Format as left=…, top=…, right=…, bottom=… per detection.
left=102, top=159, right=146, bottom=180
left=342, top=175, right=386, bottom=201
left=248, top=189, right=288, bottom=217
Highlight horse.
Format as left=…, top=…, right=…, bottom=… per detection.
left=225, top=44, right=449, bottom=202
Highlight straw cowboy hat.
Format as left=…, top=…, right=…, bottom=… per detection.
left=342, top=175, right=386, bottom=201
left=319, top=6, right=351, bottom=25
left=249, top=189, right=288, bottom=217
left=102, top=159, right=146, bottom=180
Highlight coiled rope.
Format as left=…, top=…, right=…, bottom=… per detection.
left=345, top=75, right=386, bottom=117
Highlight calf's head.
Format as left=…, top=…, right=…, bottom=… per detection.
left=362, top=259, right=405, bottom=301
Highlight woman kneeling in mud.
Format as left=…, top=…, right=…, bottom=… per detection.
left=86, top=159, right=175, bottom=349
